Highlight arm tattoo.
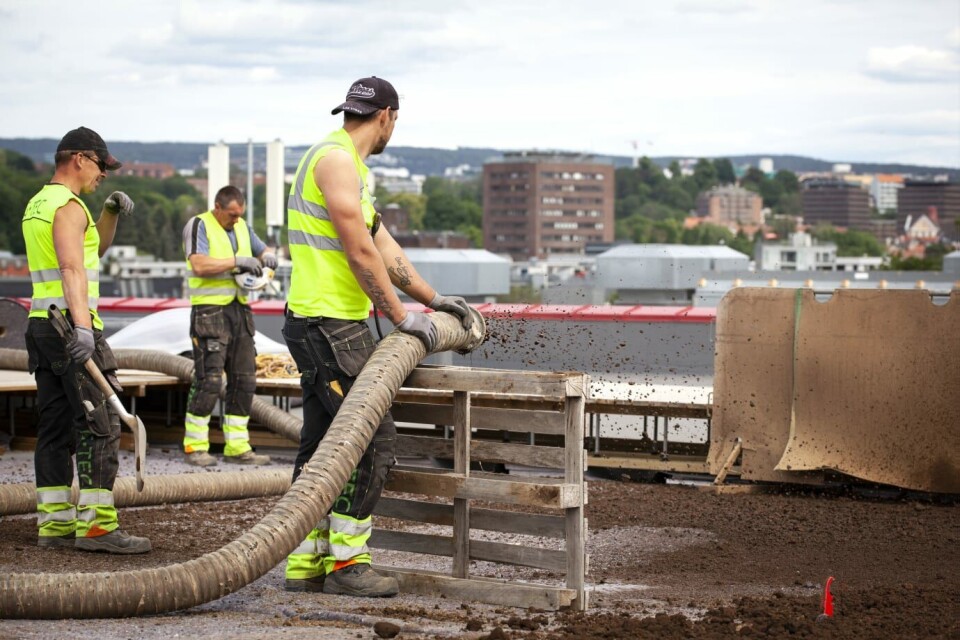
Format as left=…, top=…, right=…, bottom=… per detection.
left=387, top=256, right=412, bottom=288
left=360, top=268, right=393, bottom=317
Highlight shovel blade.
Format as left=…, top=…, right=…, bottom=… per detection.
left=133, top=415, right=147, bottom=492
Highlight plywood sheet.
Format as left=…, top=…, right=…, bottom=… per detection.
left=778, top=289, right=960, bottom=493
left=708, top=288, right=820, bottom=483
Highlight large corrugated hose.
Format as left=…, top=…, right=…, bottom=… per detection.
left=0, top=309, right=485, bottom=618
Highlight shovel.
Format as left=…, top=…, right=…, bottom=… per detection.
left=48, top=305, right=146, bottom=491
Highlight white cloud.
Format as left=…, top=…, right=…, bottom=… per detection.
left=0, top=0, right=957, bottom=167
left=864, top=46, right=960, bottom=83
left=948, top=26, right=960, bottom=48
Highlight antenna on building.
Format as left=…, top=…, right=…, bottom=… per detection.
left=628, top=140, right=639, bottom=168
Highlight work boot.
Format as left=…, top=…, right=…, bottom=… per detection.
left=37, top=532, right=75, bottom=549
left=75, top=529, right=152, bottom=554
left=323, top=564, right=399, bottom=598
left=224, top=450, right=271, bottom=465
left=285, top=575, right=326, bottom=592
left=185, top=451, right=218, bottom=467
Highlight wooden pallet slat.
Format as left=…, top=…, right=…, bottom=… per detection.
left=395, top=434, right=567, bottom=469
left=374, top=497, right=567, bottom=538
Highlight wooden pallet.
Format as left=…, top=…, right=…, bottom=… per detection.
left=370, top=365, right=589, bottom=611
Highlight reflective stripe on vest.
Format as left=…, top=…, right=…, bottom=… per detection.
left=186, top=211, right=252, bottom=306
left=286, top=129, right=376, bottom=320
left=23, top=184, right=103, bottom=329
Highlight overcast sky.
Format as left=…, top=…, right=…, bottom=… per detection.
left=0, top=0, right=957, bottom=167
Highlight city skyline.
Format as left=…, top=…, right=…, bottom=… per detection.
left=0, top=0, right=958, bottom=168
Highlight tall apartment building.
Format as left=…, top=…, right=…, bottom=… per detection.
left=897, top=180, right=960, bottom=240
left=483, top=151, right=614, bottom=260
left=695, top=184, right=763, bottom=227
left=870, top=174, right=904, bottom=214
left=800, top=179, right=871, bottom=231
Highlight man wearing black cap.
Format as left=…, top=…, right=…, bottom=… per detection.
left=22, top=126, right=150, bottom=554
left=283, top=77, right=477, bottom=597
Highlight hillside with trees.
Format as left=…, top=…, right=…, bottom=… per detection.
left=0, top=149, right=205, bottom=259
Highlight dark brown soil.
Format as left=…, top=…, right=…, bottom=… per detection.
left=1, top=480, right=957, bottom=639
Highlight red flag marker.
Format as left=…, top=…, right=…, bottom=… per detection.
left=818, top=576, right=835, bottom=621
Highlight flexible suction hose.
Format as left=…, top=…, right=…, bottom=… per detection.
left=0, top=310, right=484, bottom=618
left=0, top=471, right=292, bottom=516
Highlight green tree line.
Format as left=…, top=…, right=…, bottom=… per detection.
left=0, top=148, right=207, bottom=260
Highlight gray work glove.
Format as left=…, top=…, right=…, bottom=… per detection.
left=67, top=326, right=96, bottom=364
left=103, top=191, right=134, bottom=216
left=428, top=293, right=474, bottom=330
left=234, top=256, right=263, bottom=277
left=397, top=311, right=438, bottom=351
left=260, top=252, right=278, bottom=270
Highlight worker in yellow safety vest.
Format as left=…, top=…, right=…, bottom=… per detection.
left=22, top=126, right=151, bottom=554
left=181, top=185, right=277, bottom=467
left=283, top=77, right=478, bottom=598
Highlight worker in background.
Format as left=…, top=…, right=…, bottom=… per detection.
left=181, top=185, right=277, bottom=467
left=22, top=126, right=150, bottom=553
left=283, top=76, right=476, bottom=598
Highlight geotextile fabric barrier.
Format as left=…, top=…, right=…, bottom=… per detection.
left=709, top=288, right=959, bottom=493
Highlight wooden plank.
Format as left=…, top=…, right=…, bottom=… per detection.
left=372, top=565, right=576, bottom=610
left=392, top=403, right=566, bottom=435
left=395, top=435, right=567, bottom=469
left=404, top=366, right=583, bottom=397
left=370, top=530, right=567, bottom=572
left=453, top=391, right=471, bottom=579
left=374, top=497, right=567, bottom=538
left=0, top=369, right=185, bottom=395
left=370, top=529, right=452, bottom=556
left=385, top=468, right=582, bottom=509
left=564, top=393, right=588, bottom=611
left=587, top=453, right=717, bottom=474
left=252, top=378, right=710, bottom=420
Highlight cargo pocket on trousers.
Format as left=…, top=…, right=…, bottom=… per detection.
left=243, top=307, right=256, bottom=337
left=77, top=371, right=113, bottom=437
left=317, top=320, right=376, bottom=378
left=193, top=307, right=226, bottom=339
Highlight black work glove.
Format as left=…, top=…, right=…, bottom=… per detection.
left=397, top=311, right=438, bottom=351
left=234, top=256, right=263, bottom=277
left=67, top=326, right=96, bottom=364
left=428, top=293, right=474, bottom=330
left=103, top=191, right=134, bottom=216
left=260, top=252, right=278, bottom=270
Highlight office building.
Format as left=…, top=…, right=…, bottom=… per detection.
left=695, top=185, right=763, bottom=227
left=483, top=151, right=614, bottom=260
left=801, top=179, right=871, bottom=231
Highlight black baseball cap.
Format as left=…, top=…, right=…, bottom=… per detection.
left=331, top=77, right=400, bottom=116
left=56, top=126, right=122, bottom=170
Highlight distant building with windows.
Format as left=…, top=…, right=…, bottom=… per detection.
left=755, top=232, right=837, bottom=271
left=482, top=151, right=614, bottom=260
left=898, top=180, right=959, bottom=241
left=801, top=178, right=872, bottom=231
left=116, top=162, right=176, bottom=179
left=870, top=174, right=904, bottom=214
left=695, top=185, right=763, bottom=227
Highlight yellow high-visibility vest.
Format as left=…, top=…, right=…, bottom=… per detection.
left=186, top=211, right=252, bottom=306
left=23, top=184, right=103, bottom=329
left=286, top=128, right=376, bottom=320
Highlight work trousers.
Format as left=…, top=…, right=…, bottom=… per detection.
left=283, top=314, right=396, bottom=576
left=26, top=317, right=122, bottom=538
left=184, top=301, right=257, bottom=456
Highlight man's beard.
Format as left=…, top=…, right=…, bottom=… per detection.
left=371, top=136, right=389, bottom=155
